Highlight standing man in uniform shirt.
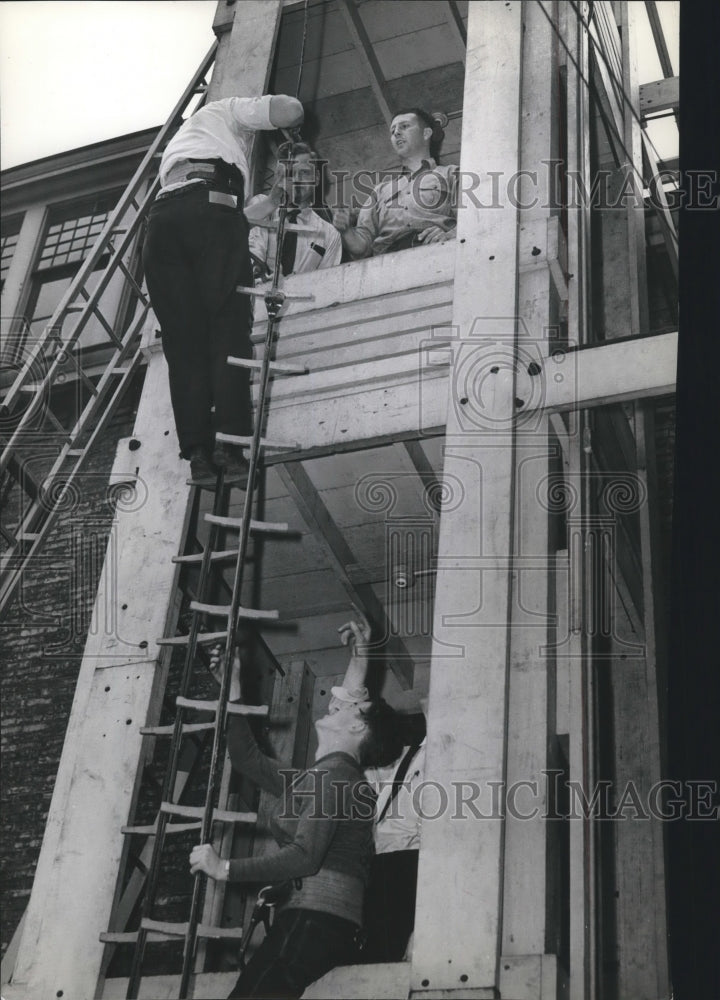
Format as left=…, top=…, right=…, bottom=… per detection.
left=246, top=141, right=342, bottom=278
left=332, top=613, right=427, bottom=962
left=142, top=94, right=303, bottom=486
left=333, top=107, right=458, bottom=258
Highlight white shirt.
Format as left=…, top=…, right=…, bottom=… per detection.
left=247, top=202, right=342, bottom=275
left=159, top=96, right=275, bottom=195
left=366, top=741, right=426, bottom=855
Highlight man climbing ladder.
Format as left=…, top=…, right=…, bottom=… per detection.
left=142, top=92, right=304, bottom=486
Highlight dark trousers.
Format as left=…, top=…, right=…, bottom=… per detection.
left=142, top=187, right=254, bottom=458
left=228, top=907, right=360, bottom=999
left=361, top=849, right=419, bottom=963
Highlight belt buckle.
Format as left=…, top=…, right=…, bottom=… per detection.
left=209, top=190, right=237, bottom=208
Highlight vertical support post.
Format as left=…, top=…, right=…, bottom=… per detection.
left=410, top=3, right=522, bottom=994
left=499, top=4, right=558, bottom=997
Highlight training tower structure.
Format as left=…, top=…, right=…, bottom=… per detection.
left=1, top=2, right=680, bottom=998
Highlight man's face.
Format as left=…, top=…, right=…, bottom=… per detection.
left=390, top=113, right=432, bottom=160
left=316, top=698, right=369, bottom=735
left=291, top=153, right=316, bottom=207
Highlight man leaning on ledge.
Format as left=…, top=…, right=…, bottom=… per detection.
left=333, top=107, right=458, bottom=258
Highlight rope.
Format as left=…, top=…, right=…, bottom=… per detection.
left=295, top=0, right=311, bottom=99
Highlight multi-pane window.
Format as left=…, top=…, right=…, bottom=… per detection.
left=37, top=205, right=112, bottom=271
left=18, top=192, right=121, bottom=359
left=1, top=215, right=23, bottom=293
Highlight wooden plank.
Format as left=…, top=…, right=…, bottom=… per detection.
left=445, top=0, right=467, bottom=53
left=639, top=76, right=679, bottom=116
left=208, top=1, right=282, bottom=101
left=500, top=0, right=555, bottom=961
left=620, top=0, right=651, bottom=337
left=411, top=2, right=523, bottom=992
left=100, top=963, right=412, bottom=1000
left=338, top=0, right=393, bottom=125
left=276, top=461, right=415, bottom=689
left=524, top=332, right=677, bottom=415
left=644, top=1, right=675, bottom=78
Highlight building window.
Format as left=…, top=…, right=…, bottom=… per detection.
left=1, top=214, right=23, bottom=293
left=12, top=192, right=121, bottom=363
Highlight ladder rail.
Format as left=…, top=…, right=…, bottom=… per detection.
left=0, top=43, right=218, bottom=617
left=177, top=169, right=296, bottom=999
left=0, top=319, right=146, bottom=613
left=124, top=477, right=232, bottom=998
left=0, top=41, right=217, bottom=422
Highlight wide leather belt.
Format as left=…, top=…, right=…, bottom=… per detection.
left=163, top=160, right=221, bottom=187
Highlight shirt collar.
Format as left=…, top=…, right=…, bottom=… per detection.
left=399, top=157, right=437, bottom=179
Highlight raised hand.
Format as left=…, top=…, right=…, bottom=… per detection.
left=338, top=610, right=371, bottom=655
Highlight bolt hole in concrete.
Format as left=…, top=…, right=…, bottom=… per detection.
left=531, top=245, right=542, bottom=256
left=528, top=361, right=542, bottom=376
left=139, top=640, right=148, bottom=649
left=105, top=686, right=110, bottom=692
left=489, top=255, right=495, bottom=260
left=460, top=974, right=469, bottom=982
left=460, top=397, right=469, bottom=405
left=515, top=398, right=525, bottom=408
left=126, top=719, right=132, bottom=726
left=490, top=366, right=500, bottom=374
left=128, top=438, right=141, bottom=451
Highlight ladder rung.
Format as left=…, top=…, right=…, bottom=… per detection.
left=197, top=923, right=246, bottom=940
left=121, top=821, right=201, bottom=835
left=215, top=432, right=300, bottom=451
left=100, top=931, right=139, bottom=944
left=160, top=802, right=257, bottom=824
left=157, top=630, right=228, bottom=647
left=17, top=532, right=40, bottom=542
left=204, top=514, right=290, bottom=533
left=176, top=695, right=269, bottom=716
left=189, top=601, right=280, bottom=621
left=226, top=701, right=270, bottom=717
left=65, top=304, right=85, bottom=312
left=140, top=721, right=216, bottom=735
left=112, top=366, right=131, bottom=375
left=142, top=918, right=188, bottom=938
left=66, top=449, right=84, bottom=456
left=227, top=356, right=309, bottom=376
left=172, top=548, right=239, bottom=565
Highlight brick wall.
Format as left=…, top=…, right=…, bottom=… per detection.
left=0, top=373, right=144, bottom=958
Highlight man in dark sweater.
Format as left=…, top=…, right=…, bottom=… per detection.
left=190, top=622, right=402, bottom=998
